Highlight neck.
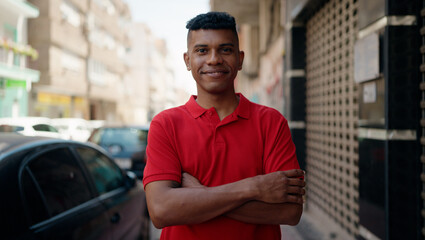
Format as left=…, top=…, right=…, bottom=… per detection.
left=196, top=92, right=240, bottom=121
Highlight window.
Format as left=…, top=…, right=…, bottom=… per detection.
left=88, top=59, right=106, bottom=85
left=99, top=128, right=148, bottom=152
left=0, top=125, right=23, bottom=132
left=89, top=27, right=116, bottom=50
left=104, top=33, right=116, bottom=50
left=76, top=147, right=124, bottom=195
left=117, top=44, right=126, bottom=59
left=93, top=0, right=116, bottom=15
left=32, top=124, right=59, bottom=133
left=60, top=0, right=81, bottom=27
left=21, top=169, right=50, bottom=224
left=61, top=50, right=83, bottom=73
left=25, top=148, right=92, bottom=218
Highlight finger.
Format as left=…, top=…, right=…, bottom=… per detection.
left=287, top=186, right=306, bottom=195
left=286, top=178, right=306, bottom=187
left=283, top=169, right=305, bottom=178
left=284, top=194, right=304, bottom=204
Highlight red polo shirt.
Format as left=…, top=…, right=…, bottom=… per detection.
left=143, top=93, right=300, bottom=240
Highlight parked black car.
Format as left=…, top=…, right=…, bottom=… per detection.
left=88, top=125, right=149, bottom=179
left=0, top=133, right=149, bottom=240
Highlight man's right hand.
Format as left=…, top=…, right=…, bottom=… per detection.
left=252, top=169, right=305, bottom=204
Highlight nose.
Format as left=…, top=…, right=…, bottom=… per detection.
left=206, top=50, right=223, bottom=65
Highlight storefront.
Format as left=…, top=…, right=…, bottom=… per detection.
left=0, top=66, right=39, bottom=117
left=32, top=91, right=88, bottom=119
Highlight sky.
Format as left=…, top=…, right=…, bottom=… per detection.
left=124, top=0, right=211, bottom=95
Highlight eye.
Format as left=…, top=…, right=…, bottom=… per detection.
left=221, top=48, right=233, bottom=54
left=196, top=48, right=207, bottom=54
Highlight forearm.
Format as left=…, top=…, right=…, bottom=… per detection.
left=147, top=170, right=305, bottom=228
left=145, top=179, right=257, bottom=229
left=225, top=201, right=303, bottom=225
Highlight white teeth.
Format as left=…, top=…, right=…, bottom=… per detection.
left=206, top=72, right=224, bottom=76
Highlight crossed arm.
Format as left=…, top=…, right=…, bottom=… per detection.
left=144, top=169, right=305, bottom=229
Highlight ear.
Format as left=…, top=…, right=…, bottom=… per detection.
left=238, top=51, right=245, bottom=70
left=183, top=52, right=191, bottom=71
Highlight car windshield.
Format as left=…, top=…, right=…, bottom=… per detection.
left=101, top=128, right=147, bottom=150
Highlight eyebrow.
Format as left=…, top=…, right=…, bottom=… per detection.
left=193, top=43, right=235, bottom=48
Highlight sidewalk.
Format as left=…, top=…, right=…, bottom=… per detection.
left=281, top=206, right=353, bottom=240
left=281, top=211, right=326, bottom=240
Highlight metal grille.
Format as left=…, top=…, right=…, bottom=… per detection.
left=305, top=0, right=359, bottom=236
left=420, top=3, right=425, bottom=237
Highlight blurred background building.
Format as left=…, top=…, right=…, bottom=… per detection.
left=124, top=22, right=176, bottom=125
left=0, top=0, right=40, bottom=118
left=20, top=0, right=180, bottom=124
left=211, top=0, right=422, bottom=239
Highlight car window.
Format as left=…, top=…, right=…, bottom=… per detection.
left=23, top=147, right=92, bottom=220
left=33, top=124, right=59, bottom=133
left=21, top=169, right=50, bottom=224
left=101, top=128, right=148, bottom=149
left=89, top=129, right=102, bottom=144
left=0, top=124, right=24, bottom=132
left=76, top=147, right=124, bottom=195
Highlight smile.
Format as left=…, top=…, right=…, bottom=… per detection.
left=201, top=70, right=229, bottom=77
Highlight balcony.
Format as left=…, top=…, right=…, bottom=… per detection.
left=0, top=38, right=39, bottom=86
left=0, top=38, right=38, bottom=68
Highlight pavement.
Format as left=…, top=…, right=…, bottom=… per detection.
left=281, top=211, right=326, bottom=240
left=281, top=204, right=354, bottom=240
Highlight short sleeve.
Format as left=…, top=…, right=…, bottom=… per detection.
left=143, top=115, right=182, bottom=188
left=263, top=113, right=300, bottom=174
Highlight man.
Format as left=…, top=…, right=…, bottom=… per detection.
left=143, top=12, right=305, bottom=240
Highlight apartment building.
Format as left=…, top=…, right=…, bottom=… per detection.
left=27, top=0, right=131, bottom=122
left=122, top=22, right=177, bottom=125
left=0, top=0, right=40, bottom=117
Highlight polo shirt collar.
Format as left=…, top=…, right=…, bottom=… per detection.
left=185, top=93, right=251, bottom=119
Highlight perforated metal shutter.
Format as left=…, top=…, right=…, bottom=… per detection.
left=305, top=0, right=359, bottom=237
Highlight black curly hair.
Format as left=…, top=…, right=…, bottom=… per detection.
left=186, top=12, right=238, bottom=40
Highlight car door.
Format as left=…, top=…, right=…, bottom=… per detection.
left=19, top=145, right=112, bottom=240
left=75, top=146, right=147, bottom=240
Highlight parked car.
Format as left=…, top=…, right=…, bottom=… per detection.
left=0, top=117, right=65, bottom=139
left=87, top=125, right=149, bottom=179
left=51, top=118, right=93, bottom=142
left=0, top=133, right=149, bottom=240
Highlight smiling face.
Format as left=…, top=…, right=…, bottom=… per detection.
left=184, top=29, right=244, bottom=96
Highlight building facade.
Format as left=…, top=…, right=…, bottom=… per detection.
left=0, top=0, right=40, bottom=117
left=125, top=23, right=176, bottom=125
left=28, top=0, right=90, bottom=119
left=25, top=0, right=178, bottom=124
left=27, top=0, right=132, bottom=123
left=211, top=0, right=423, bottom=239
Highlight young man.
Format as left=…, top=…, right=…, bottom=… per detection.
left=143, top=12, right=305, bottom=240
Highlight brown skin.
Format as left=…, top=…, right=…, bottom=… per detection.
left=184, top=29, right=243, bottom=120
left=145, top=29, right=306, bottom=229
